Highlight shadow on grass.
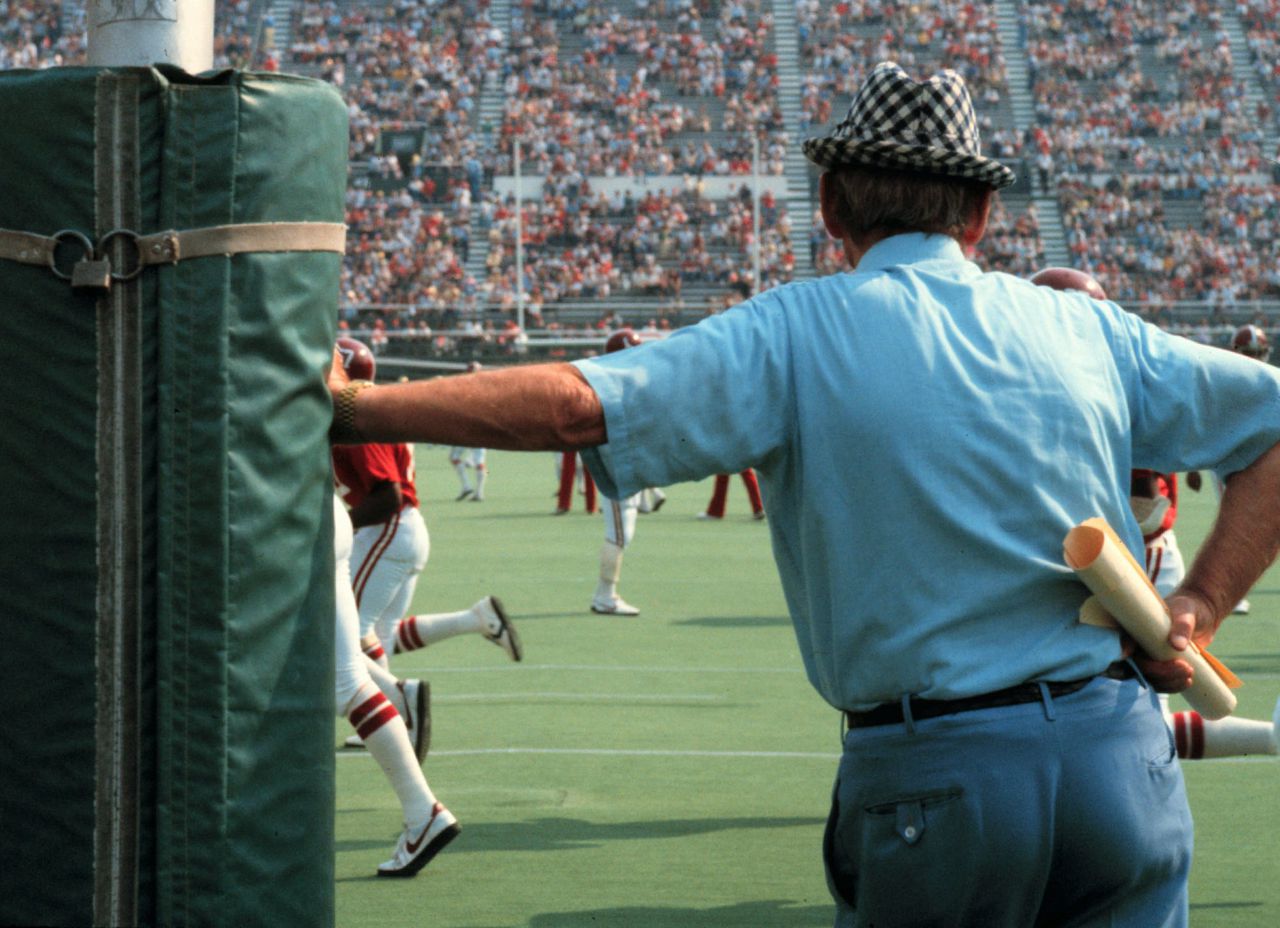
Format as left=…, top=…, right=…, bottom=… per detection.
left=475, top=899, right=834, bottom=928
left=1189, top=901, right=1264, bottom=910
left=439, top=814, right=825, bottom=853
left=675, top=615, right=791, bottom=628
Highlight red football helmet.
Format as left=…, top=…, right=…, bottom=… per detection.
left=336, top=335, right=376, bottom=380
left=1231, top=324, right=1271, bottom=362
left=605, top=328, right=642, bottom=354
left=1028, top=266, right=1107, bottom=301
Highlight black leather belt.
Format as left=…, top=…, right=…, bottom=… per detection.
left=844, top=661, right=1137, bottom=729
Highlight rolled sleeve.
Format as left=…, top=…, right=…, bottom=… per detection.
left=574, top=295, right=793, bottom=498
left=1112, top=310, right=1280, bottom=476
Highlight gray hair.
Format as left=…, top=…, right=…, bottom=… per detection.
left=824, top=166, right=990, bottom=242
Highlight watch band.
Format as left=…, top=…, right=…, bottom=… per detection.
left=331, top=379, right=375, bottom=444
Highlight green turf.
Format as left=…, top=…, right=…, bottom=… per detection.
left=335, top=453, right=1279, bottom=927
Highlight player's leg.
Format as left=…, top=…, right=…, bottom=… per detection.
left=1148, top=533, right=1277, bottom=758
left=450, top=447, right=473, bottom=500
left=395, top=595, right=522, bottom=662
left=1160, top=693, right=1280, bottom=759
left=358, top=630, right=390, bottom=668
left=584, top=467, right=597, bottom=514
left=347, top=657, right=432, bottom=763
left=592, top=496, right=640, bottom=616
left=646, top=487, right=666, bottom=513
left=700, top=473, right=730, bottom=519
left=741, top=468, right=765, bottom=518
left=470, top=449, right=487, bottom=501
left=555, top=450, right=575, bottom=513
left=334, top=499, right=456, bottom=876
left=369, top=509, right=431, bottom=657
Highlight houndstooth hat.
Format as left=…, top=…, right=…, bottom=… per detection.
left=802, top=62, right=1016, bottom=190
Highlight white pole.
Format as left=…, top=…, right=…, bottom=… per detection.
left=751, top=133, right=762, bottom=295
left=514, top=138, right=525, bottom=333
left=87, top=0, right=215, bottom=73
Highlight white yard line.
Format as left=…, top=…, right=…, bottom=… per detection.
left=416, top=663, right=804, bottom=674
left=338, top=746, right=839, bottom=760
left=434, top=692, right=724, bottom=703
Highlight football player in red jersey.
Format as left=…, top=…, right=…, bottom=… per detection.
left=332, top=342, right=522, bottom=668
left=1032, top=270, right=1278, bottom=760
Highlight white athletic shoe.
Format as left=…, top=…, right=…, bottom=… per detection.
left=396, top=679, right=431, bottom=765
left=456, top=488, right=474, bottom=501
left=343, top=733, right=364, bottom=749
left=697, top=512, right=722, bottom=521
left=591, top=597, right=640, bottom=616
left=377, top=802, right=460, bottom=878
left=479, top=596, right=522, bottom=662
left=1232, top=598, right=1251, bottom=615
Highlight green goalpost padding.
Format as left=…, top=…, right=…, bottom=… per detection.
left=0, top=66, right=346, bottom=927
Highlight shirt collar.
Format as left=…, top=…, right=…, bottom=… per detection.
left=855, top=232, right=968, bottom=274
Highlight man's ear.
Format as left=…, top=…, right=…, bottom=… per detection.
left=960, top=187, right=994, bottom=247
left=818, top=172, right=845, bottom=240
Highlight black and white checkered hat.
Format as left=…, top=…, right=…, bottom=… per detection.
left=802, top=62, right=1016, bottom=190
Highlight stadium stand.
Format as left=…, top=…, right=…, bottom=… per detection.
left=12, top=0, right=1280, bottom=360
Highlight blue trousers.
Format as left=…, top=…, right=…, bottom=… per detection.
left=824, top=674, right=1192, bottom=928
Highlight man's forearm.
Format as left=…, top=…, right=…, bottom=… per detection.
left=1177, top=439, right=1280, bottom=638
left=346, top=362, right=607, bottom=451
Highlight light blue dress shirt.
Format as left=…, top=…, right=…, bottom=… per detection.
left=575, top=233, right=1280, bottom=710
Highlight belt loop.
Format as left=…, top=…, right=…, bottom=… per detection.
left=1123, top=656, right=1149, bottom=691
left=900, top=695, right=917, bottom=734
left=1036, top=681, right=1056, bottom=721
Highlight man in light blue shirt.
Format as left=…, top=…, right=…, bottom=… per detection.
left=331, top=63, right=1280, bottom=928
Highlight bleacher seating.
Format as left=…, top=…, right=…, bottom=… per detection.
left=8, top=0, right=1280, bottom=354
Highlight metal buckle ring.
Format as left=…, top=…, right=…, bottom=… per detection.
left=48, top=229, right=94, bottom=280
left=98, top=228, right=144, bottom=281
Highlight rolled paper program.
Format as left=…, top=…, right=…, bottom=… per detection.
left=1063, top=517, right=1239, bottom=720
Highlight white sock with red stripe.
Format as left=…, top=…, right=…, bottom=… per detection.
left=344, top=681, right=436, bottom=823
left=362, top=656, right=403, bottom=708
left=394, top=604, right=485, bottom=653
left=360, top=631, right=390, bottom=669
left=1164, top=695, right=1280, bottom=759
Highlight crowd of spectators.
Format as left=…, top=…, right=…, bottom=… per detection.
left=1, top=0, right=82, bottom=69
left=489, top=0, right=786, bottom=179
left=1024, top=0, right=1268, bottom=184
left=1060, top=176, right=1280, bottom=308
left=470, top=177, right=795, bottom=322
left=10, top=0, right=1280, bottom=340
left=797, top=0, right=1013, bottom=143
left=289, top=0, right=494, bottom=167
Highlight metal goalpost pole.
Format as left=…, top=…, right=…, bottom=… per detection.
left=87, top=0, right=215, bottom=72
left=752, top=132, right=762, bottom=295
left=515, top=137, right=525, bottom=334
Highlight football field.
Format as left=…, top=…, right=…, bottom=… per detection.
left=335, top=450, right=1279, bottom=927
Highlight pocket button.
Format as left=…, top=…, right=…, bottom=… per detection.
left=896, top=801, right=924, bottom=845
